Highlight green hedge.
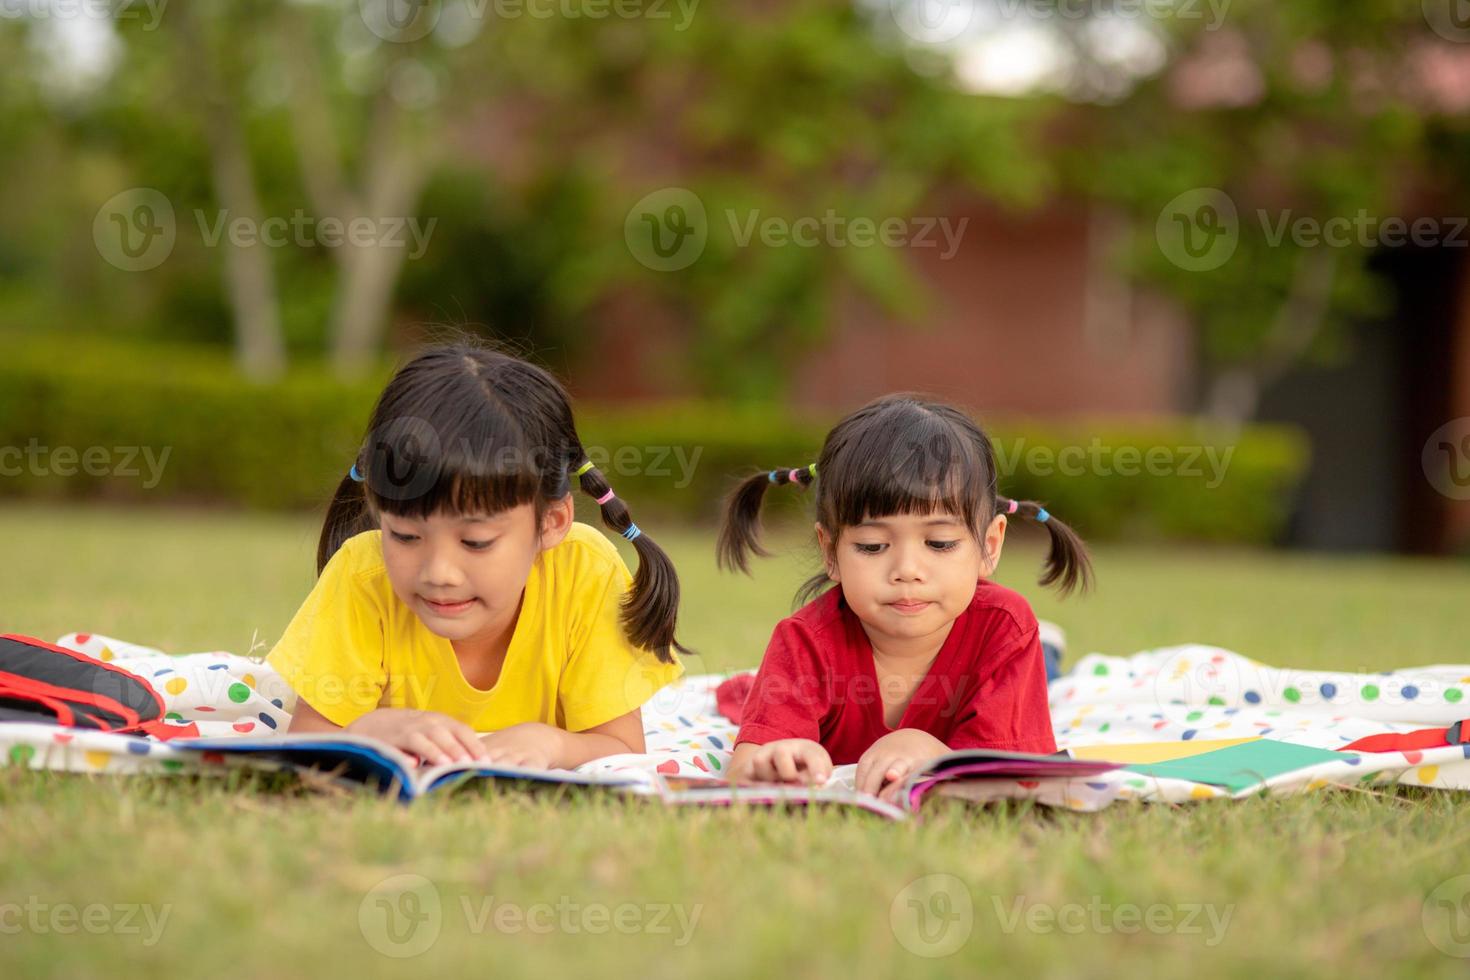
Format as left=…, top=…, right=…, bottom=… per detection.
left=0, top=336, right=1309, bottom=543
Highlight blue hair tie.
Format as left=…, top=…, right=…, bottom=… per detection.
left=1035, top=508, right=1050, bottom=523
left=622, top=523, right=642, bottom=542
left=768, top=470, right=779, bottom=483
left=349, top=464, right=364, bottom=483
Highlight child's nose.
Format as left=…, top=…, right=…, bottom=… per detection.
left=421, top=549, right=465, bottom=587
left=890, top=544, right=926, bottom=582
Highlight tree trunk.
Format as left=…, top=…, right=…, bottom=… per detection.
left=206, top=123, right=287, bottom=381
left=175, top=5, right=286, bottom=381
left=330, top=238, right=417, bottom=377
left=277, top=23, right=434, bottom=378
left=326, top=97, right=433, bottom=378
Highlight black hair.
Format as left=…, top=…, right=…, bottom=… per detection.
left=319, top=342, right=688, bottom=663
left=716, top=393, right=1093, bottom=605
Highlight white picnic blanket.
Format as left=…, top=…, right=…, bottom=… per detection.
left=2, top=634, right=1467, bottom=811
left=0, top=632, right=734, bottom=784
left=1013, top=644, right=1469, bottom=809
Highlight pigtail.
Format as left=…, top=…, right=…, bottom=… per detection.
left=716, top=465, right=816, bottom=574
left=996, top=496, right=1093, bottom=597
left=316, top=465, right=373, bottom=575
left=571, top=456, right=690, bottom=664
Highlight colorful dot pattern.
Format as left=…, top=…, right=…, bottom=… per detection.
left=5, top=634, right=1468, bottom=810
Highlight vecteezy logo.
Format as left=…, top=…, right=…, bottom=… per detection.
left=360, top=0, right=441, bottom=42
left=624, top=659, right=704, bottom=720
left=624, top=188, right=707, bottom=272
left=1151, top=646, right=1244, bottom=725
left=359, top=874, right=442, bottom=958
left=1156, top=188, right=1238, bottom=272
left=362, top=416, right=445, bottom=502
left=1423, top=874, right=1470, bottom=958
left=888, top=0, right=976, bottom=44
left=1423, top=418, right=1470, bottom=501
left=1424, top=0, right=1470, bottom=43
left=93, top=188, right=176, bottom=272
left=888, top=431, right=961, bottom=503
left=890, top=874, right=973, bottom=957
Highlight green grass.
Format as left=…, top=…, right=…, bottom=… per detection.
left=2, top=504, right=1469, bottom=979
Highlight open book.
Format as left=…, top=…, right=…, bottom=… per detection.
left=174, top=733, right=646, bottom=801
left=898, top=747, right=1122, bottom=810
left=173, top=736, right=1121, bottom=812
left=652, top=772, right=909, bottom=820
left=650, top=748, right=1122, bottom=821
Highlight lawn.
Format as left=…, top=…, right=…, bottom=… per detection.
left=2, top=503, right=1468, bottom=979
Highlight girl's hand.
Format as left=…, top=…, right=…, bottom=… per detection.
left=855, top=729, right=949, bottom=803
left=477, top=722, right=566, bottom=770
left=345, top=708, right=490, bottom=767
left=729, top=739, right=833, bottom=786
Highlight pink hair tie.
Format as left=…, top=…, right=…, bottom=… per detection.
left=1006, top=499, right=1018, bottom=514
left=596, top=488, right=616, bottom=506
left=788, top=469, right=801, bottom=482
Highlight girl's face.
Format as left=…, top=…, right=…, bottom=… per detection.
left=817, top=508, right=1006, bottom=646
left=379, top=496, right=574, bottom=645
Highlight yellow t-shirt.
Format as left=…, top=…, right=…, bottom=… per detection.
left=266, top=522, right=683, bottom=732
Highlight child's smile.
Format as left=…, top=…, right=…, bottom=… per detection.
left=380, top=503, right=547, bottom=645
left=419, top=596, right=480, bottom=618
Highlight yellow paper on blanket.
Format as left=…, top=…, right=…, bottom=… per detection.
left=1067, top=737, right=1260, bottom=764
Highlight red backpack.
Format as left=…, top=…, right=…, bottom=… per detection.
left=0, top=633, right=198, bottom=739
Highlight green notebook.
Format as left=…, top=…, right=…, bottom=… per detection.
left=1123, top=740, right=1349, bottom=793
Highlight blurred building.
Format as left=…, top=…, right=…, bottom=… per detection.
left=571, top=197, right=1470, bottom=556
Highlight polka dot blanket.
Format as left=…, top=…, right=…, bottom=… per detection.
left=0, top=633, right=737, bottom=787
left=1, top=633, right=1466, bottom=811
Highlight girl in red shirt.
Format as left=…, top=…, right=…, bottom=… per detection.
left=718, top=394, right=1093, bottom=801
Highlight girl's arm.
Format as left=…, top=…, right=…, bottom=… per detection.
left=558, top=708, right=645, bottom=766
left=728, top=739, right=833, bottom=785
left=478, top=708, right=646, bottom=769
left=290, top=694, right=640, bottom=769
left=855, top=728, right=950, bottom=801
left=286, top=696, right=489, bottom=765
left=283, top=696, right=343, bottom=733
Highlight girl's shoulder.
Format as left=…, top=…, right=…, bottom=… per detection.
left=544, top=521, right=628, bottom=576
left=969, top=578, right=1041, bottom=635
left=328, top=528, right=387, bottom=580
left=312, top=529, right=398, bottom=615
left=781, top=585, right=848, bottom=639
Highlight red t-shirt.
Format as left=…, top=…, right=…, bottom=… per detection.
left=735, top=581, right=1057, bottom=764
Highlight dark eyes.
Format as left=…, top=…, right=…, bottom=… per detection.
left=388, top=531, right=493, bottom=551
left=852, top=540, right=959, bottom=555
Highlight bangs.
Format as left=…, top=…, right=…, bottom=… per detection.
left=823, top=400, right=993, bottom=534
left=358, top=383, right=555, bottom=521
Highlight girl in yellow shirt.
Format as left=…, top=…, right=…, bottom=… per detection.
left=267, top=343, right=687, bottom=769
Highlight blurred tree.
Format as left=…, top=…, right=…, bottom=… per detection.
left=1046, top=0, right=1464, bottom=423
left=3, top=0, right=1467, bottom=408
left=172, top=2, right=287, bottom=379
left=0, top=0, right=1057, bottom=392
left=273, top=1, right=445, bottom=375
left=400, top=0, right=1059, bottom=397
